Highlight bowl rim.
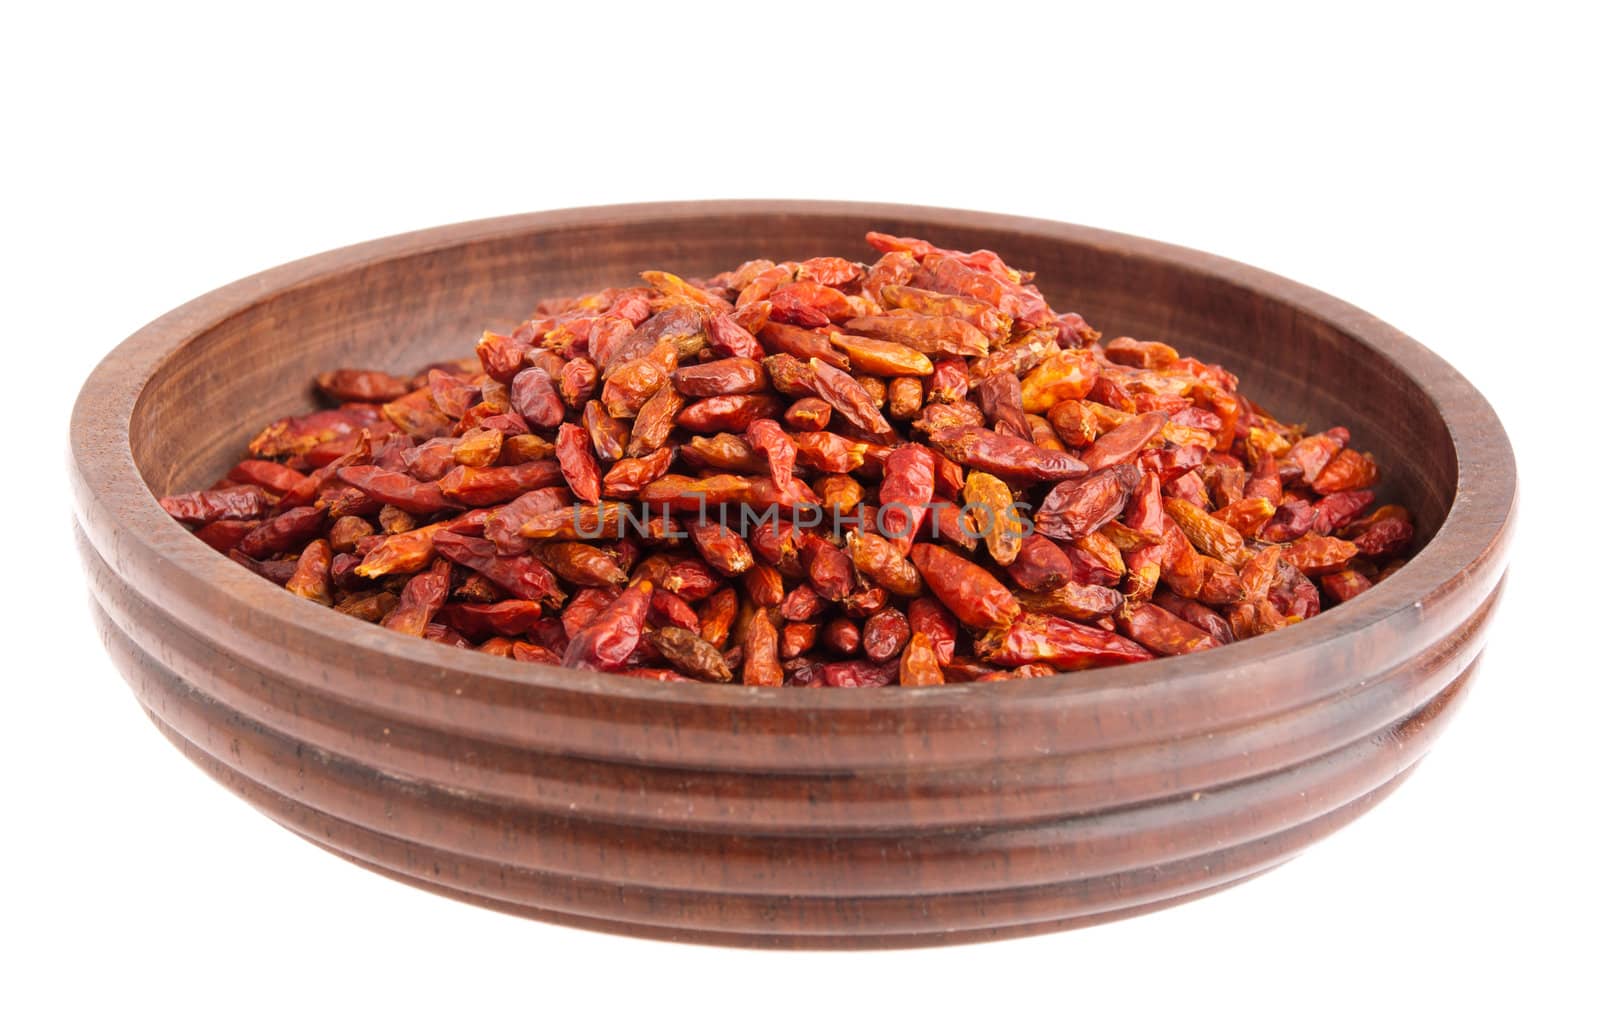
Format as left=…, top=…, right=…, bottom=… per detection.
left=70, top=199, right=1517, bottom=716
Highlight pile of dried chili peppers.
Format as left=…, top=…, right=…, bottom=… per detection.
left=159, top=232, right=1415, bottom=685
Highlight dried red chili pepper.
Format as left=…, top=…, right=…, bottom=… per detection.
left=862, top=608, right=911, bottom=662
left=433, top=530, right=565, bottom=606
left=927, top=500, right=980, bottom=552
left=1310, top=490, right=1376, bottom=535
left=1117, top=602, right=1221, bottom=656
left=791, top=431, right=870, bottom=474
left=555, top=357, right=597, bottom=410
left=601, top=447, right=674, bottom=499
left=927, top=426, right=1087, bottom=482
left=227, top=459, right=308, bottom=495
left=1311, top=448, right=1380, bottom=494
left=783, top=397, right=833, bottom=431
left=976, top=612, right=1151, bottom=670
left=808, top=358, right=894, bottom=439
left=780, top=620, right=819, bottom=660
left=706, top=312, right=764, bottom=360
left=1016, top=581, right=1123, bottom=621
left=673, top=356, right=769, bottom=397
left=581, top=399, right=629, bottom=462
left=316, top=368, right=411, bottom=404
left=434, top=461, right=562, bottom=507
left=749, top=521, right=806, bottom=577
left=480, top=487, right=567, bottom=555
left=1078, top=411, right=1167, bottom=470
left=803, top=534, right=857, bottom=602
left=626, top=382, right=685, bottom=457
left=336, top=590, right=398, bottom=623
left=963, top=471, right=1024, bottom=566
left=821, top=617, right=862, bottom=656
left=839, top=584, right=889, bottom=619
left=365, top=499, right=412, bottom=534
left=879, top=283, right=1012, bottom=342
left=688, top=519, right=755, bottom=577
left=1163, top=496, right=1252, bottom=566
left=1152, top=589, right=1234, bottom=644
left=512, top=640, right=562, bottom=664
left=1006, top=534, right=1076, bottom=592
left=1280, top=533, right=1361, bottom=576
left=498, top=433, right=552, bottom=465
left=1020, top=350, right=1099, bottom=412
left=844, top=313, right=989, bottom=358
left=887, top=376, right=924, bottom=422
left=878, top=444, right=936, bottom=553
left=561, top=586, right=619, bottom=640
left=285, top=539, right=334, bottom=606
left=562, top=580, right=652, bottom=671
left=534, top=542, right=628, bottom=587
left=698, top=587, right=739, bottom=648
left=1260, top=498, right=1316, bottom=542
left=659, top=558, right=721, bottom=602
left=827, top=332, right=934, bottom=376
left=762, top=353, right=821, bottom=398
left=916, top=251, right=1050, bottom=327
left=508, top=367, right=565, bottom=430
left=680, top=433, right=766, bottom=474
left=195, top=518, right=259, bottom=553
left=326, top=515, right=373, bottom=554
left=601, top=341, right=677, bottom=419
left=171, top=229, right=1409, bottom=683
left=441, top=600, right=546, bottom=638
left=910, top=543, right=1021, bottom=630
left=768, top=280, right=856, bottom=326
left=1351, top=514, right=1414, bottom=559
left=860, top=250, right=920, bottom=306
left=1283, top=432, right=1344, bottom=485
left=846, top=531, right=924, bottom=597
left=1035, top=464, right=1140, bottom=540
left=817, top=474, right=864, bottom=513
left=972, top=371, right=1028, bottom=440
left=447, top=428, right=502, bottom=469
left=819, top=660, right=896, bottom=688
left=335, top=466, right=456, bottom=516
left=382, top=558, right=452, bottom=637
left=676, top=394, right=783, bottom=433
left=1213, top=496, right=1278, bottom=538
left=758, top=322, right=850, bottom=369
left=237, top=505, right=325, bottom=559
left=636, top=474, right=749, bottom=510
left=554, top=422, right=602, bottom=505
left=745, top=418, right=797, bottom=494
left=159, top=484, right=273, bottom=525
left=649, top=588, right=700, bottom=634
left=649, top=626, right=733, bottom=682
left=1270, top=562, right=1322, bottom=620
left=741, top=608, right=783, bottom=686
left=249, top=407, right=385, bottom=459
left=1320, top=569, right=1374, bottom=604
left=898, top=632, right=945, bottom=685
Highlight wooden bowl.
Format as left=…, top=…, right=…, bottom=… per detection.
left=70, top=202, right=1515, bottom=948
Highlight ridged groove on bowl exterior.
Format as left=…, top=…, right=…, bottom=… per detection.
left=70, top=202, right=1516, bottom=947
left=96, top=593, right=1462, bottom=945
left=84, top=528, right=1502, bottom=837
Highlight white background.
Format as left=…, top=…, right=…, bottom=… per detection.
left=5, top=3, right=1594, bottom=1028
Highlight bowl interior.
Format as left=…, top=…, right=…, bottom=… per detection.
left=129, top=209, right=1455, bottom=549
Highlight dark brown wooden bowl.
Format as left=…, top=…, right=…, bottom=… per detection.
left=70, top=201, right=1515, bottom=948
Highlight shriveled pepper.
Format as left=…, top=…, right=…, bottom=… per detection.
left=168, top=228, right=1410, bottom=685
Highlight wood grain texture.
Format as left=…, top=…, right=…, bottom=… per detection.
left=69, top=202, right=1516, bottom=947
